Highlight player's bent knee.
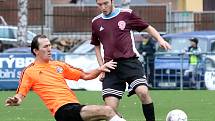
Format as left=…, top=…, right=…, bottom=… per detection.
left=136, top=88, right=150, bottom=100
left=135, top=85, right=149, bottom=95
left=139, top=92, right=148, bottom=99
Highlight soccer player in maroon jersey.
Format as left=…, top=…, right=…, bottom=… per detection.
left=91, top=0, right=171, bottom=121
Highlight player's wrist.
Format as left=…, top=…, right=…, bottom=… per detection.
left=14, top=94, right=23, bottom=104
left=97, top=66, right=103, bottom=72
left=14, top=96, right=22, bottom=104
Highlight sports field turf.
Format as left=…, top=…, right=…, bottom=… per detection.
left=1, top=90, right=215, bottom=121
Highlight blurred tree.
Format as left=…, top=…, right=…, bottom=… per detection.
left=17, top=0, right=28, bottom=47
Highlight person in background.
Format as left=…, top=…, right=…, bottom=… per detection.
left=5, top=34, right=126, bottom=121
left=184, top=38, right=201, bottom=88
left=138, top=34, right=156, bottom=87
left=91, top=0, right=171, bottom=121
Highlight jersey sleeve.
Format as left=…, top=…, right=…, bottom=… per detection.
left=90, top=22, right=100, bottom=46
left=128, top=11, right=149, bottom=32
left=16, top=70, right=33, bottom=96
left=63, top=63, right=82, bottom=81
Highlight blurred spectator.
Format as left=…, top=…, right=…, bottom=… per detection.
left=184, top=38, right=201, bottom=88
left=0, top=40, right=4, bottom=52
left=70, top=0, right=78, bottom=3
left=138, top=34, right=156, bottom=86
left=70, top=0, right=84, bottom=4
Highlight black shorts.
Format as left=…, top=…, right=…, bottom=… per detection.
left=102, top=57, right=148, bottom=99
left=54, top=103, right=85, bottom=121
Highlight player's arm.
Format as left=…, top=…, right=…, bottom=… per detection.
left=145, top=25, right=171, bottom=50
left=80, top=60, right=117, bottom=80
left=95, top=45, right=106, bottom=81
left=95, top=45, right=104, bottom=66
left=5, top=70, right=31, bottom=107
left=5, top=93, right=25, bottom=106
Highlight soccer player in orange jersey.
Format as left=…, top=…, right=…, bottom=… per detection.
left=5, top=35, right=126, bottom=121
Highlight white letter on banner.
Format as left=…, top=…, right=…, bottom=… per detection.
left=15, top=58, right=25, bottom=68
left=7, top=58, right=15, bottom=68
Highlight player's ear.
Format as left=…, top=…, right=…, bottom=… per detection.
left=33, top=48, right=39, bottom=55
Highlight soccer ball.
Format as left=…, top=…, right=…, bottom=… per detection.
left=166, top=109, right=187, bottom=121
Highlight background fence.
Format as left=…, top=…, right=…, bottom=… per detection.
left=1, top=0, right=215, bottom=90
left=1, top=0, right=215, bottom=39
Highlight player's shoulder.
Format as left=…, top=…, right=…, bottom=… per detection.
left=92, top=13, right=103, bottom=23
left=21, top=63, right=35, bottom=74
left=120, top=8, right=132, bottom=13
left=51, top=60, right=76, bottom=68
left=50, top=60, right=65, bottom=65
left=52, top=60, right=83, bottom=72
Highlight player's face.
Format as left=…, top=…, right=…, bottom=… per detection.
left=96, top=0, right=113, bottom=16
left=35, top=38, right=52, bottom=62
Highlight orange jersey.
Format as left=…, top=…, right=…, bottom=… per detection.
left=16, top=61, right=82, bottom=116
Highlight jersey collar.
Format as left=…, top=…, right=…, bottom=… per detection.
left=102, top=8, right=120, bottom=19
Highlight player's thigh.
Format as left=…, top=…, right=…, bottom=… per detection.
left=80, top=105, right=114, bottom=121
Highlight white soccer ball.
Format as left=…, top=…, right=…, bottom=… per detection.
left=166, top=109, right=188, bottom=121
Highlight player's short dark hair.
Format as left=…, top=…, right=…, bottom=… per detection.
left=31, top=35, right=47, bottom=56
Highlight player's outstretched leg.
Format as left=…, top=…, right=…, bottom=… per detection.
left=80, top=105, right=126, bottom=121
left=135, top=85, right=155, bottom=121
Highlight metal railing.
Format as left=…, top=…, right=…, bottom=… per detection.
left=145, top=52, right=215, bottom=90
left=1, top=52, right=215, bottom=90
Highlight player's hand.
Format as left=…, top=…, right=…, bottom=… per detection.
left=100, top=60, right=117, bottom=72
left=158, top=39, right=171, bottom=50
left=5, top=96, right=21, bottom=106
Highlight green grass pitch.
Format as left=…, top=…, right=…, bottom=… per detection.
left=1, top=90, right=215, bottom=121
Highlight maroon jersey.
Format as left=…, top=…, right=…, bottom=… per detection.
left=91, top=8, right=149, bottom=62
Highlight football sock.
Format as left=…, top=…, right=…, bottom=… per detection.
left=109, top=115, right=126, bottom=121
left=142, top=103, right=155, bottom=121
